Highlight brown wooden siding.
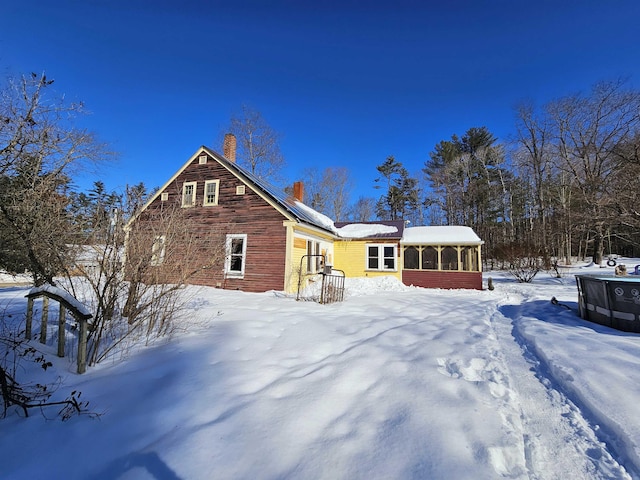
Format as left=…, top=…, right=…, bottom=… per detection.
left=402, top=270, right=483, bottom=290
left=131, top=153, right=289, bottom=292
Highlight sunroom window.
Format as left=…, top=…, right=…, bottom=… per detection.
left=441, top=246, right=458, bottom=271
left=403, top=246, right=419, bottom=270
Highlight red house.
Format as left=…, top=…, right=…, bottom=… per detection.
left=125, top=135, right=337, bottom=293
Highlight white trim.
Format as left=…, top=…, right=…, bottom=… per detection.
left=150, top=235, right=166, bottom=266
left=225, top=234, right=247, bottom=278
left=203, top=179, right=220, bottom=206
left=182, top=181, right=197, bottom=207
left=124, top=146, right=331, bottom=235
left=366, top=243, right=397, bottom=272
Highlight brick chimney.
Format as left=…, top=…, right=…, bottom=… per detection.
left=223, top=133, right=236, bottom=163
left=293, top=181, right=304, bottom=202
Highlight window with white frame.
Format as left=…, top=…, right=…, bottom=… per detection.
left=150, top=235, right=166, bottom=266
left=203, top=180, right=220, bottom=206
left=225, top=234, right=247, bottom=277
left=306, top=240, right=322, bottom=273
left=367, top=243, right=397, bottom=271
left=182, top=181, right=197, bottom=207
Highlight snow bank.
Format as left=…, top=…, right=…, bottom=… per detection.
left=2, top=259, right=640, bottom=479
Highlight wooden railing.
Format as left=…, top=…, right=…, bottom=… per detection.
left=25, top=288, right=93, bottom=374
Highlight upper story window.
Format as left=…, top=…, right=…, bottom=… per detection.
left=367, top=243, right=397, bottom=271
left=182, top=181, right=197, bottom=207
left=203, top=180, right=220, bottom=206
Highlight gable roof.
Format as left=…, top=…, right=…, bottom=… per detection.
left=131, top=145, right=337, bottom=235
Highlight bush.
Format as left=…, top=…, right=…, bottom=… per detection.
left=494, top=242, right=549, bottom=283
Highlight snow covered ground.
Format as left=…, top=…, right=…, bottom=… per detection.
left=2, top=259, right=640, bottom=479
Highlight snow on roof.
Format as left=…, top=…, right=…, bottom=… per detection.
left=335, top=223, right=398, bottom=238
left=401, top=226, right=483, bottom=245
left=293, top=201, right=338, bottom=233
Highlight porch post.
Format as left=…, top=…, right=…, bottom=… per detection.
left=40, top=296, right=49, bottom=344
left=26, top=297, right=34, bottom=340
left=57, top=303, right=66, bottom=357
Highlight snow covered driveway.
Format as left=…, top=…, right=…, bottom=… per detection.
left=2, top=267, right=640, bottom=479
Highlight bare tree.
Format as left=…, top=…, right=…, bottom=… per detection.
left=346, top=196, right=377, bottom=222
left=299, top=166, right=326, bottom=212
left=225, top=104, right=286, bottom=183
left=300, top=166, right=353, bottom=221
left=0, top=72, right=113, bottom=285
left=547, top=80, right=640, bottom=264
left=320, top=167, right=353, bottom=222
left=65, top=200, right=230, bottom=366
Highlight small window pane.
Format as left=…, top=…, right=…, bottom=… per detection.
left=367, top=246, right=379, bottom=269
left=383, top=246, right=395, bottom=270
left=206, top=184, right=216, bottom=203
left=230, top=255, right=242, bottom=271
left=231, top=238, right=243, bottom=254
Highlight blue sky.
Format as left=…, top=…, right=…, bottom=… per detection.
left=3, top=0, right=640, bottom=203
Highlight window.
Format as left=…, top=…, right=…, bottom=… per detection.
left=160, top=192, right=169, bottom=202
left=367, top=243, right=397, bottom=271
left=404, top=246, right=419, bottom=270
left=182, top=181, right=197, bottom=207
left=150, top=235, right=166, bottom=266
left=461, top=246, right=479, bottom=271
left=203, top=180, right=220, bottom=206
left=236, top=185, right=246, bottom=195
left=225, top=234, right=247, bottom=277
left=403, top=245, right=480, bottom=271
left=307, top=240, right=322, bottom=273
left=422, top=246, right=438, bottom=270
left=198, top=154, right=208, bottom=164
left=441, top=246, right=458, bottom=271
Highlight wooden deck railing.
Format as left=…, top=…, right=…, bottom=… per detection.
left=25, top=289, right=93, bottom=374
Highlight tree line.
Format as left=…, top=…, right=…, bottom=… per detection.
left=296, top=80, right=640, bottom=266
left=2, top=74, right=640, bottom=281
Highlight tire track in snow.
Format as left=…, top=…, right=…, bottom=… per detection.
left=494, top=297, right=632, bottom=479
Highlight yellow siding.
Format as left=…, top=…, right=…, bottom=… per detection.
left=284, top=224, right=335, bottom=293
left=334, top=240, right=401, bottom=280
